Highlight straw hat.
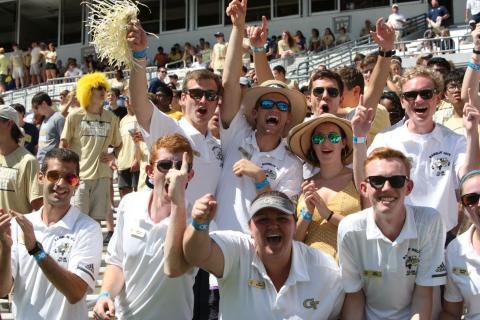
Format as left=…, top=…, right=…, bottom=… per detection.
left=242, top=80, right=307, bottom=137
left=287, top=114, right=353, bottom=166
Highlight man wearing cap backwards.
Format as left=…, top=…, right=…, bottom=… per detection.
left=59, top=72, right=122, bottom=241
left=210, top=32, right=228, bottom=76
left=215, top=0, right=305, bottom=233
left=0, top=148, right=102, bottom=320
left=0, top=105, right=43, bottom=214
left=339, top=147, right=447, bottom=320
left=183, top=191, right=344, bottom=319
left=93, top=134, right=197, bottom=320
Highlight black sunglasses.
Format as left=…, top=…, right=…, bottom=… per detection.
left=401, top=89, right=436, bottom=101
left=156, top=159, right=192, bottom=172
left=186, top=88, right=218, bottom=101
left=93, top=85, right=107, bottom=91
left=312, top=87, right=340, bottom=98
left=365, top=175, right=409, bottom=189
left=461, top=192, right=480, bottom=207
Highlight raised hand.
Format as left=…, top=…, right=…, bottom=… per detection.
left=226, top=0, right=248, bottom=27
left=352, top=95, right=374, bottom=138
left=166, top=152, right=190, bottom=205
left=301, top=180, right=317, bottom=213
left=93, top=296, right=116, bottom=320
left=247, top=16, right=268, bottom=48
left=233, top=159, right=265, bottom=182
left=191, top=194, right=217, bottom=224
left=473, top=23, right=480, bottom=51
left=464, top=88, right=480, bottom=133
left=0, top=209, right=12, bottom=248
left=126, top=20, right=148, bottom=52
left=10, top=210, right=35, bottom=251
left=371, top=17, right=395, bottom=51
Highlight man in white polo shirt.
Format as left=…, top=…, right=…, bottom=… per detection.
left=184, top=191, right=344, bottom=319
left=0, top=148, right=102, bottom=320
left=93, top=134, right=197, bottom=320
left=368, top=66, right=480, bottom=234
left=216, top=0, right=305, bottom=233
left=338, top=147, right=447, bottom=320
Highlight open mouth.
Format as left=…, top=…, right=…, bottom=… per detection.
left=413, top=107, right=428, bottom=114
left=321, top=149, right=333, bottom=154
left=378, top=196, right=396, bottom=204
left=320, top=103, right=329, bottom=113
left=197, top=106, right=208, bottom=115
left=266, top=115, right=279, bottom=125
left=266, top=234, right=282, bottom=244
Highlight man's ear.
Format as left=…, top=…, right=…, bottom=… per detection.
left=405, top=178, right=414, bottom=196
left=360, top=181, right=368, bottom=196
left=37, top=171, right=45, bottom=185
left=146, top=163, right=154, bottom=179
left=188, top=169, right=195, bottom=182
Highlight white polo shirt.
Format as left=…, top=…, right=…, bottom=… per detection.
left=211, top=231, right=344, bottom=320
left=467, top=0, right=480, bottom=16
left=444, top=225, right=480, bottom=319
left=215, top=109, right=302, bottom=232
left=141, top=104, right=223, bottom=204
left=11, top=206, right=102, bottom=320
left=337, top=205, right=447, bottom=320
left=106, top=190, right=197, bottom=320
left=368, top=122, right=466, bottom=231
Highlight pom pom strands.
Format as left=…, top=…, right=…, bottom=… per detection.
left=85, top=0, right=143, bottom=70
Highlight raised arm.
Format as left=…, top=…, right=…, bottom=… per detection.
left=126, top=21, right=153, bottom=132
left=164, top=152, right=193, bottom=277
left=248, top=16, right=274, bottom=84
left=461, top=26, right=480, bottom=107
left=459, top=89, right=480, bottom=178
left=221, top=0, right=248, bottom=128
left=363, top=18, right=395, bottom=114
left=183, top=194, right=224, bottom=278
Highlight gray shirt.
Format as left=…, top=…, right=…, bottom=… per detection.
left=37, top=111, right=65, bottom=165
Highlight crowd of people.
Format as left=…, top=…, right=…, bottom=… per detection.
left=0, top=0, right=480, bottom=319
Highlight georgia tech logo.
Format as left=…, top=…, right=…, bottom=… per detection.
left=303, top=298, right=320, bottom=310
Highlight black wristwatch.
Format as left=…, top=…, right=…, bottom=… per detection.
left=27, top=241, right=44, bottom=256
left=378, top=49, right=396, bottom=57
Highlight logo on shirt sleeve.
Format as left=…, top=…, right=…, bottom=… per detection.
left=433, top=262, right=447, bottom=278
left=77, top=262, right=95, bottom=281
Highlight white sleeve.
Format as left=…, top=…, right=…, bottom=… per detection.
left=453, top=134, right=467, bottom=181
left=68, top=222, right=103, bottom=292
left=367, top=132, right=385, bottom=155
left=443, top=245, right=464, bottom=303
left=210, top=231, right=247, bottom=280
left=106, top=197, right=127, bottom=267
left=219, top=106, right=251, bottom=151
left=415, top=209, right=447, bottom=286
left=140, top=101, right=183, bottom=149
left=337, top=223, right=363, bottom=293
left=10, top=220, right=19, bottom=280
left=274, top=158, right=302, bottom=198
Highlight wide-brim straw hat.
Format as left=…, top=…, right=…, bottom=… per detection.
left=242, top=80, right=307, bottom=137
left=287, top=114, right=354, bottom=166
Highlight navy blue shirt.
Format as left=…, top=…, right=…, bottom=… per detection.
left=22, top=122, right=39, bottom=155
left=428, top=5, right=450, bottom=27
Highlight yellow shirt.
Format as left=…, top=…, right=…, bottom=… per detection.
left=0, top=54, right=9, bottom=75
left=117, top=115, right=140, bottom=171
left=0, top=146, right=43, bottom=214
left=166, top=110, right=183, bottom=120
left=61, top=108, right=122, bottom=180
left=212, top=42, right=228, bottom=70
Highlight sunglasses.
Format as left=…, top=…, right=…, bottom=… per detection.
left=401, top=89, right=435, bottom=101
left=365, top=175, right=409, bottom=189
left=311, top=132, right=341, bottom=144
left=312, top=87, right=340, bottom=98
left=461, top=192, right=480, bottom=207
left=156, top=159, right=192, bottom=172
left=45, top=170, right=79, bottom=187
left=258, top=99, right=290, bottom=112
left=93, top=85, right=107, bottom=91
left=186, top=88, right=218, bottom=101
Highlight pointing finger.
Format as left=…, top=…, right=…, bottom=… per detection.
left=181, top=152, right=189, bottom=173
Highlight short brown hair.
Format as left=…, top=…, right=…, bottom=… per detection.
left=308, top=69, right=344, bottom=96
left=400, top=66, right=444, bottom=94
left=182, top=69, right=222, bottom=94
left=150, top=133, right=193, bottom=166
left=364, top=147, right=412, bottom=177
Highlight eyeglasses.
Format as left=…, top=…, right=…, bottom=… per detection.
left=312, top=87, right=340, bottom=98
left=258, top=99, right=290, bottom=112
left=311, top=132, right=341, bottom=144
left=446, top=83, right=461, bottom=92
left=461, top=192, right=480, bottom=207
left=159, top=70, right=167, bottom=73
left=45, top=170, right=79, bottom=187
left=155, top=159, right=192, bottom=172
left=365, top=175, right=409, bottom=189
left=186, top=88, right=218, bottom=101
left=401, top=89, right=436, bottom=101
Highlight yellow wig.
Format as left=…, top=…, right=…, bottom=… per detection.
left=76, top=72, right=111, bottom=109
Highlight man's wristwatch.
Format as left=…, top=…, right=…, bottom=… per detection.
left=27, top=241, right=44, bottom=256
left=378, top=49, right=396, bottom=57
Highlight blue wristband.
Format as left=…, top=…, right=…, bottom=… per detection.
left=98, top=292, right=111, bottom=300
left=468, top=62, right=480, bottom=71
left=255, top=178, right=269, bottom=190
left=133, top=48, right=147, bottom=59
left=300, top=208, right=313, bottom=221
left=353, top=136, right=367, bottom=144
left=33, top=250, right=48, bottom=262
left=192, top=219, right=210, bottom=231
left=252, top=47, right=266, bottom=53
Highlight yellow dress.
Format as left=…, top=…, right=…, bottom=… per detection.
left=297, top=180, right=361, bottom=260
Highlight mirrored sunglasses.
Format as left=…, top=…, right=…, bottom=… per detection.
left=45, top=170, right=79, bottom=187
left=258, top=99, right=290, bottom=112
left=311, top=132, right=341, bottom=144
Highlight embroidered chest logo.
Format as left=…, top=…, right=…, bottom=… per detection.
left=303, top=298, right=320, bottom=310
left=52, top=235, right=75, bottom=263
left=248, top=279, right=266, bottom=289
left=0, top=166, right=17, bottom=192
left=80, top=120, right=111, bottom=138
left=452, top=267, right=469, bottom=276
left=429, top=151, right=452, bottom=176
left=403, top=247, right=420, bottom=276
left=261, top=162, right=278, bottom=181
